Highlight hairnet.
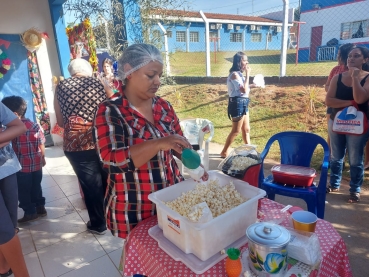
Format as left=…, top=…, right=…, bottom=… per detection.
left=68, top=59, right=93, bottom=77
left=118, top=43, right=163, bottom=80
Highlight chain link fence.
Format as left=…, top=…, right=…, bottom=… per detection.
left=150, top=0, right=369, bottom=77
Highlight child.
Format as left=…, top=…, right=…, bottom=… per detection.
left=2, top=96, right=47, bottom=223
left=0, top=101, right=30, bottom=276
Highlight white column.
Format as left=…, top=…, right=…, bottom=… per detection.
left=186, top=23, right=191, bottom=52
left=280, top=0, right=289, bottom=77
left=242, top=26, right=247, bottom=51
left=200, top=11, right=211, bottom=76
left=157, top=22, right=171, bottom=76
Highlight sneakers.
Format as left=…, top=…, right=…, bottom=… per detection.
left=86, top=221, right=107, bottom=235
left=36, top=206, right=47, bottom=217
left=18, top=213, right=39, bottom=223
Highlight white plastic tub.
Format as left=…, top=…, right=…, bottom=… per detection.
left=148, top=170, right=266, bottom=261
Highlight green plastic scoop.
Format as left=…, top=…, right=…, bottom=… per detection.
left=181, top=148, right=201, bottom=169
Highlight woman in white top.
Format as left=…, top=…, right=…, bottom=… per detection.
left=220, top=52, right=258, bottom=158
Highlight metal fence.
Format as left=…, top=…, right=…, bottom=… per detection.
left=151, top=0, right=369, bottom=77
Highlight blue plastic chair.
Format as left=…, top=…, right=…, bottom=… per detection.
left=259, top=131, right=330, bottom=219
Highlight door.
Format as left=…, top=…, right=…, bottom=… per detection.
left=309, top=26, right=323, bottom=61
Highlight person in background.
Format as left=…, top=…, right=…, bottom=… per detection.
left=220, top=51, right=260, bottom=158
left=2, top=96, right=47, bottom=223
left=94, top=43, right=208, bottom=239
left=54, top=58, right=109, bottom=235
left=0, top=102, right=29, bottom=277
left=98, top=58, right=122, bottom=96
left=324, top=43, right=355, bottom=169
left=325, top=46, right=369, bottom=203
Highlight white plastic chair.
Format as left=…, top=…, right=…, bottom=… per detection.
left=180, top=118, right=214, bottom=171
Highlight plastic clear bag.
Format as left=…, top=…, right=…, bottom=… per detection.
left=184, top=165, right=205, bottom=182
left=218, top=145, right=261, bottom=178
left=0, top=144, right=14, bottom=166
left=287, top=227, right=322, bottom=266
left=188, top=202, right=213, bottom=223
left=253, top=74, right=265, bottom=88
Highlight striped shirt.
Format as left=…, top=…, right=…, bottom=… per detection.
left=11, top=118, right=45, bottom=173
left=94, top=94, right=184, bottom=239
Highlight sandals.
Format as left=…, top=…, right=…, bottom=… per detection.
left=326, top=186, right=340, bottom=193
left=348, top=192, right=360, bottom=203
left=0, top=269, right=12, bottom=277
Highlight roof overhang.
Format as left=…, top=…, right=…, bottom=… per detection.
left=150, top=15, right=292, bottom=27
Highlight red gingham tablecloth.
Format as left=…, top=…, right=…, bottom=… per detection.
left=122, top=198, right=352, bottom=277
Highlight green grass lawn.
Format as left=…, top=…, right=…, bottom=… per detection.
left=159, top=82, right=369, bottom=186
left=169, top=50, right=337, bottom=77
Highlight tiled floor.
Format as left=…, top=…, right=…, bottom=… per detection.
left=18, top=145, right=124, bottom=277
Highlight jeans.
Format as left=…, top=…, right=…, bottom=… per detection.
left=0, top=174, right=18, bottom=244
left=328, top=119, right=369, bottom=193
left=64, top=150, right=107, bottom=229
left=17, top=170, right=45, bottom=215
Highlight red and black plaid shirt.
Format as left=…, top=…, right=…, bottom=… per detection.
left=94, top=94, right=184, bottom=239
left=12, top=118, right=45, bottom=173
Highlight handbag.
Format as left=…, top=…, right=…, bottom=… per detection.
left=332, top=101, right=368, bottom=135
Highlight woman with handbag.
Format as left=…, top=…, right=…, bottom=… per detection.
left=325, top=46, right=369, bottom=203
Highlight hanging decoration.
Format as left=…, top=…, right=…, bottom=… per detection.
left=0, top=39, right=11, bottom=49
left=66, top=18, right=98, bottom=72
left=0, top=48, right=11, bottom=79
left=20, top=28, right=43, bottom=52
left=27, top=51, right=51, bottom=135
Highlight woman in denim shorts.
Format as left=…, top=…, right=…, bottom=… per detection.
left=220, top=52, right=260, bottom=158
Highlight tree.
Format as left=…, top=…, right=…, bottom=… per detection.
left=294, top=6, right=300, bottom=22
left=63, top=0, right=190, bottom=59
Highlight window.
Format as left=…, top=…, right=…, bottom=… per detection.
left=341, top=19, right=369, bottom=40
left=251, top=33, right=262, bottom=42
left=209, top=31, right=218, bottom=38
left=267, top=33, right=272, bottom=42
left=167, top=31, right=172, bottom=38
left=230, top=33, right=242, bottom=42
left=176, top=31, right=186, bottom=42
left=190, top=32, right=199, bottom=42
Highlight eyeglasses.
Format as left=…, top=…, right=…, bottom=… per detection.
left=348, top=54, right=363, bottom=59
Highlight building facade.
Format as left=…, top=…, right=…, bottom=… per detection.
left=298, top=0, right=369, bottom=62
left=150, top=10, right=289, bottom=53
left=0, top=0, right=70, bottom=145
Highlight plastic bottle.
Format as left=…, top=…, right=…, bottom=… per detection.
left=225, top=248, right=242, bottom=277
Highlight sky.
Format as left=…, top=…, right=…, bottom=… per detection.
left=188, top=0, right=300, bottom=16
left=64, top=0, right=301, bottom=24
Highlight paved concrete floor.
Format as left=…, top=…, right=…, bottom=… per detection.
left=17, top=142, right=367, bottom=276
left=16, top=145, right=123, bottom=277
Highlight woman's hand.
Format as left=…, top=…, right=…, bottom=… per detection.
left=0, top=141, right=10, bottom=149
left=158, top=134, right=192, bottom=153
left=348, top=67, right=360, bottom=78
left=0, top=127, right=10, bottom=148
left=245, top=65, right=251, bottom=76
left=200, top=169, right=209, bottom=181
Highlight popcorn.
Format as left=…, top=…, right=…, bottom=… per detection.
left=228, top=156, right=258, bottom=173
left=165, top=179, right=248, bottom=220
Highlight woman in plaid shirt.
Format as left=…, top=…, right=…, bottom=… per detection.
left=94, top=44, right=208, bottom=238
